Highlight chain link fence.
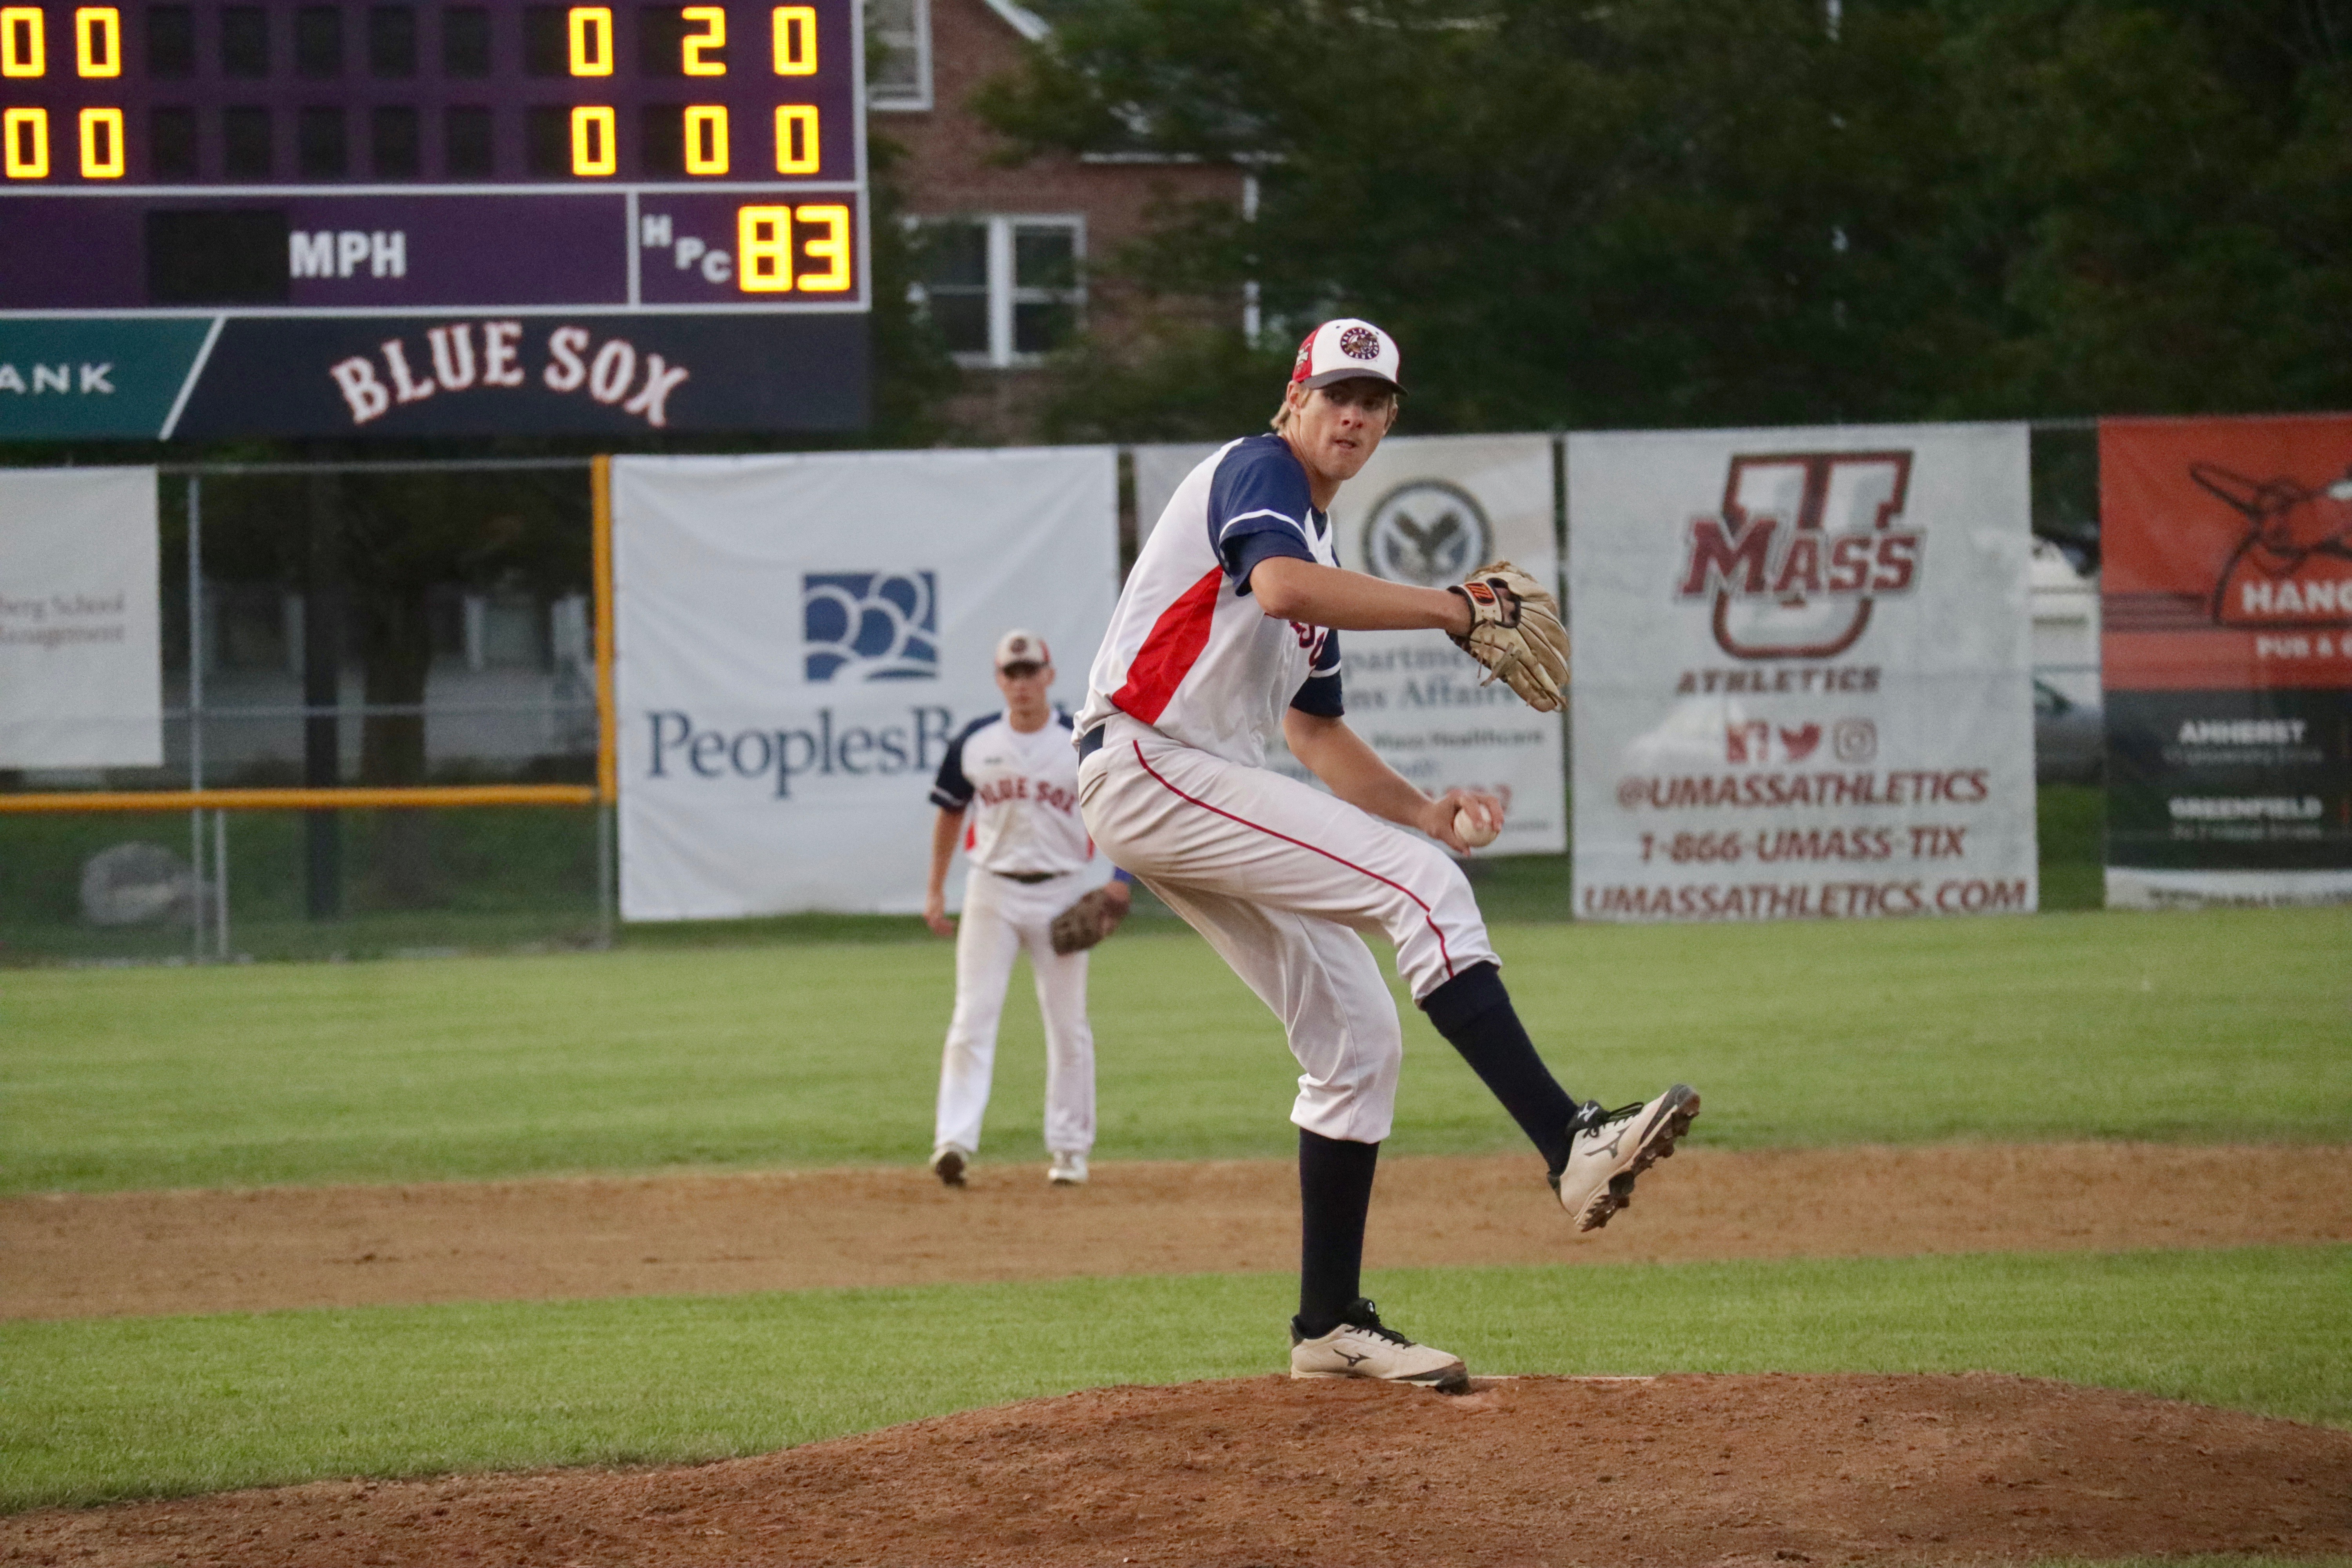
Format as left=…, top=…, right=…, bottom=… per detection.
left=1, top=457, right=606, bottom=964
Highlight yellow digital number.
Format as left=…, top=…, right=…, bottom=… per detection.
left=0, top=7, right=44, bottom=77
left=795, top=203, right=849, bottom=291
left=771, top=5, right=815, bottom=74
left=681, top=5, right=724, bottom=75
left=683, top=104, right=727, bottom=174
left=738, top=205, right=791, bottom=292
left=77, top=105, right=121, bottom=176
left=2, top=105, right=48, bottom=175
left=567, top=5, right=612, bottom=75
left=570, top=105, right=616, bottom=174
left=773, top=104, right=817, bottom=174
left=74, top=7, right=119, bottom=77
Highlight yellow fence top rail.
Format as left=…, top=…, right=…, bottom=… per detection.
left=0, top=785, right=598, bottom=814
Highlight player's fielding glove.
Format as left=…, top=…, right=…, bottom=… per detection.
left=1049, top=885, right=1128, bottom=955
left=1446, top=561, right=1570, bottom=713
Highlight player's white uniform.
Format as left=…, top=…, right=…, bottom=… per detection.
left=1075, top=435, right=1498, bottom=1143
left=931, top=710, right=1097, bottom=1162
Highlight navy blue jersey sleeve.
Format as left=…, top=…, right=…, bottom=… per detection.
left=1208, top=437, right=1318, bottom=595
left=1289, top=630, right=1344, bottom=717
left=929, top=713, right=996, bottom=810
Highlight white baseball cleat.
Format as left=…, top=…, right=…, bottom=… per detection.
left=1289, top=1298, right=1469, bottom=1393
left=1047, top=1151, right=1089, bottom=1185
left=929, top=1145, right=971, bottom=1188
left=1551, top=1084, right=1700, bottom=1232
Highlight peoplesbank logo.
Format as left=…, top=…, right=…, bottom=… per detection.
left=803, top=572, right=938, bottom=682
left=1676, top=451, right=1919, bottom=660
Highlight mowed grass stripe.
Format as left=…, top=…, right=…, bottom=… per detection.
left=5, top=905, right=2347, bottom=1194
left=1, top=1246, right=2344, bottom=1512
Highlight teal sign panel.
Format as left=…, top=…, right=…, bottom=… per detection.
left=0, top=319, right=218, bottom=440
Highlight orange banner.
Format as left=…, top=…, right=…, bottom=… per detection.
left=2101, top=414, right=2352, bottom=692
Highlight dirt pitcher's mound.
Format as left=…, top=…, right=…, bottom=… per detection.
left=9, top=1375, right=2349, bottom=1567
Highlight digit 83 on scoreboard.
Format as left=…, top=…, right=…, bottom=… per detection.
left=0, top=2, right=870, bottom=437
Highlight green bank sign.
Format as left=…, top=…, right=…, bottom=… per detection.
left=0, top=320, right=221, bottom=440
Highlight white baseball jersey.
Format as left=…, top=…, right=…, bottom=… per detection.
left=1076, top=435, right=1344, bottom=768
left=930, top=711, right=1094, bottom=876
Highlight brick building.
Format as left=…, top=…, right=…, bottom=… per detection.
left=868, top=0, right=1248, bottom=439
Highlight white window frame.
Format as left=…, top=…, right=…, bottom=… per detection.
left=909, top=213, right=1085, bottom=368
left=866, top=0, right=933, bottom=113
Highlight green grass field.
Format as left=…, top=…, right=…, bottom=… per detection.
left=3, top=1246, right=2345, bottom=1511
left=5, top=897, right=2347, bottom=1522
left=5, top=905, right=2346, bottom=1193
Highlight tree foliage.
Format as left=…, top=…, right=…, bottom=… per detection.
left=980, top=0, right=2352, bottom=437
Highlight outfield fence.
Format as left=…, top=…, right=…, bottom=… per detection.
left=0, top=426, right=2105, bottom=963
left=0, top=455, right=612, bottom=963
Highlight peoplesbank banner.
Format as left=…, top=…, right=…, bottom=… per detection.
left=2100, top=414, right=2352, bottom=909
left=1568, top=424, right=2035, bottom=922
left=613, top=449, right=1118, bottom=920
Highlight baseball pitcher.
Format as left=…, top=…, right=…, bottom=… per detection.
left=1074, top=320, right=1699, bottom=1390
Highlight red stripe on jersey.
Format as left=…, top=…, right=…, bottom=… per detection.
left=1109, top=566, right=1224, bottom=724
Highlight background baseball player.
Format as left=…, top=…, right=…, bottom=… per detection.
left=926, top=631, right=1131, bottom=1188
left=1073, top=319, right=1698, bottom=1391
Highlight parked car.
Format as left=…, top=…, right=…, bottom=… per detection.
left=2034, top=679, right=2104, bottom=784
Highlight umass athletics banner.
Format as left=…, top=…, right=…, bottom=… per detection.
left=613, top=448, right=1118, bottom=920
left=2100, top=414, right=2352, bottom=909
left=1569, top=423, right=2036, bottom=922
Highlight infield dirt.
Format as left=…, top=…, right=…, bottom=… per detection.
left=8, top=1142, right=2350, bottom=1319
left=10, top=1144, right=2351, bottom=1562
left=6, top=1373, right=2349, bottom=1566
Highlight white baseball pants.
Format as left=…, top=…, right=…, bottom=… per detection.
left=934, top=867, right=1097, bottom=1160
left=1077, top=713, right=1499, bottom=1144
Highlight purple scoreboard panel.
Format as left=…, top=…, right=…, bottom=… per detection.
left=0, top=2, right=869, bottom=436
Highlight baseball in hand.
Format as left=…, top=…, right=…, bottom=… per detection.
left=1453, top=805, right=1499, bottom=849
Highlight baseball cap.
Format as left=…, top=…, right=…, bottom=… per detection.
left=1290, top=318, right=1403, bottom=392
left=993, top=629, right=1051, bottom=670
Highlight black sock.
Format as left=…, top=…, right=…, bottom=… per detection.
left=1295, top=1129, right=1379, bottom=1339
left=1422, top=962, right=1577, bottom=1173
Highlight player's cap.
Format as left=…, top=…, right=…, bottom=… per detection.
left=1290, top=319, right=1403, bottom=392
left=993, top=629, right=1051, bottom=670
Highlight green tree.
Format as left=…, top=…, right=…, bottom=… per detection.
left=980, top=0, right=2350, bottom=435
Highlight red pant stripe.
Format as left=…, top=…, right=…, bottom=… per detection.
left=1129, top=740, right=1455, bottom=980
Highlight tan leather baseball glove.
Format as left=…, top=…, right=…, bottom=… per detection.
left=1447, top=560, right=1570, bottom=713
left=1049, top=885, right=1127, bottom=955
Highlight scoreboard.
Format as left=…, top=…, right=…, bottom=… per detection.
left=0, top=1, right=869, bottom=437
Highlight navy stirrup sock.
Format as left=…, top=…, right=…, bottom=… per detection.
left=1296, top=1129, right=1380, bottom=1339
left=1422, top=962, right=1577, bottom=1173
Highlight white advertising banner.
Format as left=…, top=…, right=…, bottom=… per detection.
left=614, top=448, right=1118, bottom=920
left=0, top=467, right=162, bottom=768
left=1134, top=433, right=1567, bottom=853
left=1570, top=423, right=2036, bottom=920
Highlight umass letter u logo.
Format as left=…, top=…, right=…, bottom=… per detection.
left=1676, top=452, right=1919, bottom=661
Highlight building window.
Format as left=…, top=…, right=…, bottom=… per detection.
left=913, top=216, right=1083, bottom=367
left=866, top=0, right=931, bottom=111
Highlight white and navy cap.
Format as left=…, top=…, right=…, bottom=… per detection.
left=993, top=628, right=1051, bottom=670
left=1290, top=318, right=1402, bottom=392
